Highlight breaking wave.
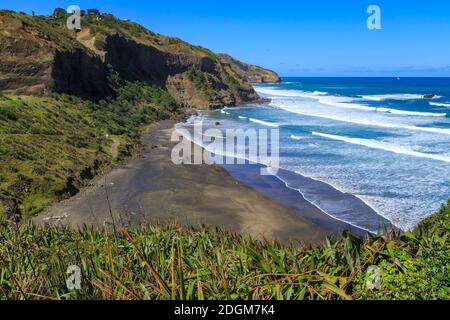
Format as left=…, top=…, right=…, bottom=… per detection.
left=312, top=131, right=450, bottom=163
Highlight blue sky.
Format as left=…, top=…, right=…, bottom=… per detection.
left=1, top=0, right=450, bottom=76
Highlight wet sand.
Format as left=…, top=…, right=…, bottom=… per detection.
left=34, top=120, right=352, bottom=244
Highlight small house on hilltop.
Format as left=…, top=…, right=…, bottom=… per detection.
left=87, top=9, right=100, bottom=15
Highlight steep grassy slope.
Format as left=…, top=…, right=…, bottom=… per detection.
left=0, top=81, right=179, bottom=219
left=0, top=201, right=448, bottom=300
left=0, top=10, right=261, bottom=109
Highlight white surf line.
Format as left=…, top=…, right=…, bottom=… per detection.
left=248, top=118, right=280, bottom=127
left=430, top=102, right=450, bottom=108
left=372, top=108, right=447, bottom=117
left=312, top=131, right=450, bottom=164
left=314, top=96, right=447, bottom=117
left=265, top=167, right=384, bottom=234
left=316, top=100, right=447, bottom=117
left=269, top=102, right=450, bottom=135
left=257, top=88, right=447, bottom=117
left=361, top=94, right=429, bottom=101
left=290, top=134, right=304, bottom=140
left=175, top=123, right=390, bottom=233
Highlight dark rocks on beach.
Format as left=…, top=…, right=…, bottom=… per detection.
left=423, top=94, right=435, bottom=99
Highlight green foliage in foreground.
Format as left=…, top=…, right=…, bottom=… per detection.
left=0, top=78, right=179, bottom=219
left=0, top=201, right=448, bottom=300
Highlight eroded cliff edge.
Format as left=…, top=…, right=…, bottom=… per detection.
left=218, top=53, right=281, bottom=84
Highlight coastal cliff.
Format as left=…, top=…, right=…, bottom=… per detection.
left=218, top=53, right=281, bottom=83
left=0, top=10, right=262, bottom=109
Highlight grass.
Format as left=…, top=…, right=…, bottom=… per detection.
left=0, top=79, right=180, bottom=219
left=0, top=200, right=448, bottom=300
left=7, top=11, right=79, bottom=51
left=0, top=95, right=110, bottom=219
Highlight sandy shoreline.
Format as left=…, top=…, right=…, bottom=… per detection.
left=34, top=120, right=354, bottom=244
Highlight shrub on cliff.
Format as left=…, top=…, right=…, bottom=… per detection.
left=188, top=67, right=215, bottom=98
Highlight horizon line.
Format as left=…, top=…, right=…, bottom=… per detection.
left=279, top=76, right=450, bottom=78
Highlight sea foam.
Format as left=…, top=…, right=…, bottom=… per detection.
left=361, top=94, right=428, bottom=101
left=312, top=131, right=450, bottom=163
left=256, top=87, right=446, bottom=117
left=269, top=100, right=450, bottom=135
left=430, top=102, right=450, bottom=108
left=248, top=118, right=279, bottom=127
left=290, top=134, right=304, bottom=140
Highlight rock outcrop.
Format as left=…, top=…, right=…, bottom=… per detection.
left=0, top=10, right=266, bottom=109
left=218, top=54, right=281, bottom=83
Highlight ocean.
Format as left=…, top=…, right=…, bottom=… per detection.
left=177, top=77, right=450, bottom=233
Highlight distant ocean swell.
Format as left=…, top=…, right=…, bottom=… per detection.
left=267, top=100, right=450, bottom=135
left=177, top=78, right=450, bottom=232
left=312, top=131, right=450, bottom=163
left=251, top=80, right=450, bottom=231
left=257, top=87, right=448, bottom=118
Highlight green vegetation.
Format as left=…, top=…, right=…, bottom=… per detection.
left=193, top=45, right=218, bottom=59
left=187, top=67, right=216, bottom=98
left=1, top=9, right=216, bottom=58
left=7, top=10, right=78, bottom=51
left=0, top=201, right=448, bottom=300
left=353, top=202, right=450, bottom=299
left=94, top=38, right=106, bottom=51
left=82, top=13, right=156, bottom=43
left=0, top=72, right=180, bottom=219
left=0, top=95, right=109, bottom=218
left=77, top=11, right=207, bottom=57
left=220, top=66, right=251, bottom=97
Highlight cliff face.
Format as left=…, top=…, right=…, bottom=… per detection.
left=102, top=33, right=258, bottom=108
left=0, top=12, right=54, bottom=96
left=0, top=10, right=262, bottom=109
left=218, top=54, right=281, bottom=83
left=52, top=49, right=111, bottom=99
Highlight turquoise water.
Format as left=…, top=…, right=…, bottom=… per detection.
left=179, top=78, right=450, bottom=232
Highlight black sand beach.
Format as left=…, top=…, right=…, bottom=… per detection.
left=34, top=120, right=365, bottom=244
left=34, top=121, right=374, bottom=243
